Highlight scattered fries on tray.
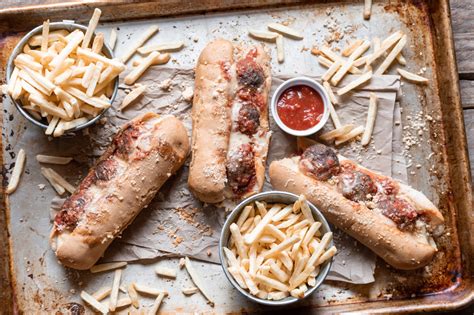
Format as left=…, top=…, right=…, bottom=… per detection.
left=224, top=195, right=336, bottom=300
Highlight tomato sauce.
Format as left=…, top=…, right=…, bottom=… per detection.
left=276, top=85, right=325, bottom=131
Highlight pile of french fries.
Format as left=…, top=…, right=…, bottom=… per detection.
left=7, top=8, right=126, bottom=137
left=316, top=30, right=428, bottom=147
left=223, top=195, right=336, bottom=300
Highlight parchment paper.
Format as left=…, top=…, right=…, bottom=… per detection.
left=49, top=67, right=400, bottom=284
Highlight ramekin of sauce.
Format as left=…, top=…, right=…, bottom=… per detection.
left=271, top=77, right=330, bottom=136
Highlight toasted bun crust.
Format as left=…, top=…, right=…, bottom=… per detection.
left=269, top=157, right=438, bottom=270
left=188, top=39, right=234, bottom=203
left=52, top=113, right=189, bottom=270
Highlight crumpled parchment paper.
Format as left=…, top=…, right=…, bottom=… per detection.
left=47, top=67, right=401, bottom=284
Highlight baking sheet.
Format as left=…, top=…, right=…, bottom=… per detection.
left=1, top=1, right=465, bottom=313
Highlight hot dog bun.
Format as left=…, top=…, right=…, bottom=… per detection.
left=188, top=39, right=234, bottom=203
left=269, top=155, right=443, bottom=270
left=51, top=113, right=189, bottom=270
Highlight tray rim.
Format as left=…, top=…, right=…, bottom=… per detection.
left=0, top=0, right=472, bottom=313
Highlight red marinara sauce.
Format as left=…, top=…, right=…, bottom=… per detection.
left=277, top=85, right=324, bottom=131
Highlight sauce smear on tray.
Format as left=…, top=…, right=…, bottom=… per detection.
left=277, top=85, right=324, bottom=130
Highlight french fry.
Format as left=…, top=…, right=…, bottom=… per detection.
left=150, top=292, right=165, bottom=314
left=361, top=93, right=378, bottom=146
left=18, top=69, right=49, bottom=95
left=12, top=78, right=23, bottom=100
left=128, top=283, right=140, bottom=308
left=264, top=224, right=286, bottom=242
left=342, top=39, right=363, bottom=57
left=119, top=84, right=147, bottom=111
left=8, top=67, right=20, bottom=96
left=86, top=62, right=104, bottom=96
left=268, top=291, right=289, bottom=300
left=278, top=251, right=294, bottom=272
left=302, top=222, right=322, bottom=248
left=82, top=8, right=102, bottom=49
left=396, top=53, right=407, bottom=66
left=236, top=205, right=253, bottom=228
left=276, top=35, right=284, bottom=63
left=90, top=261, right=127, bottom=273
left=335, top=125, right=365, bottom=145
left=305, top=232, right=333, bottom=270
left=270, top=262, right=290, bottom=283
left=259, top=235, right=277, bottom=243
left=138, top=41, right=185, bottom=55
left=366, top=31, right=403, bottom=66
left=337, top=71, right=373, bottom=96
left=76, top=47, right=126, bottom=71
left=275, top=213, right=301, bottom=229
left=44, top=167, right=76, bottom=194
left=320, top=124, right=354, bottom=142
left=21, top=66, right=55, bottom=95
left=109, top=28, right=117, bottom=50
left=230, top=223, right=248, bottom=259
left=184, top=257, right=215, bottom=306
left=63, top=117, right=88, bottom=131
left=36, top=154, right=72, bottom=165
left=29, top=94, right=69, bottom=119
left=322, top=59, right=341, bottom=82
left=255, top=274, right=289, bottom=292
left=49, top=30, right=84, bottom=70
left=248, top=30, right=279, bottom=41
left=29, top=33, right=67, bottom=47
left=331, top=40, right=370, bottom=86
left=41, top=20, right=50, bottom=52
left=397, top=68, right=428, bottom=84
left=364, top=0, right=372, bottom=20
left=131, top=52, right=170, bottom=67
left=155, top=266, right=177, bottom=278
left=315, top=246, right=337, bottom=266
left=244, top=206, right=279, bottom=245
left=267, top=22, right=303, bottom=40
left=6, top=149, right=26, bottom=194
left=255, top=201, right=268, bottom=217
left=14, top=54, right=43, bottom=72
left=271, top=205, right=292, bottom=222
left=80, top=290, right=108, bottom=314
left=249, top=244, right=258, bottom=277
left=319, top=46, right=362, bottom=74
left=133, top=283, right=168, bottom=296
left=92, top=286, right=111, bottom=301
left=182, top=287, right=199, bottom=295
left=228, top=266, right=248, bottom=289
left=263, top=235, right=300, bottom=259
left=375, top=35, right=407, bottom=75
left=53, top=119, right=65, bottom=137
left=239, top=266, right=259, bottom=295
left=45, top=116, right=59, bottom=136
left=121, top=25, right=159, bottom=62
left=298, top=195, right=315, bottom=223
left=240, top=217, right=254, bottom=234
left=65, top=86, right=110, bottom=108
left=41, top=167, right=65, bottom=195
left=54, top=69, right=72, bottom=85
left=92, top=32, right=104, bottom=53
left=124, top=51, right=160, bottom=85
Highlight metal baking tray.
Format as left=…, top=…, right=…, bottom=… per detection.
left=0, top=0, right=472, bottom=313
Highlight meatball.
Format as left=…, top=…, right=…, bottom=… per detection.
left=299, top=144, right=340, bottom=181
left=236, top=58, right=264, bottom=88
left=226, top=144, right=256, bottom=195
left=237, top=103, right=260, bottom=136
left=377, top=196, right=418, bottom=230
left=339, top=170, right=377, bottom=202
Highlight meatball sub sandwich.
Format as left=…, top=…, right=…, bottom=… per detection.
left=51, top=113, right=190, bottom=270
left=269, top=142, right=444, bottom=270
left=188, top=39, right=271, bottom=203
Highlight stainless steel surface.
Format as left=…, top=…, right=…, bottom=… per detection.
left=5, top=21, right=118, bottom=133
left=270, top=77, right=330, bottom=136
left=219, top=191, right=333, bottom=306
left=0, top=0, right=472, bottom=313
